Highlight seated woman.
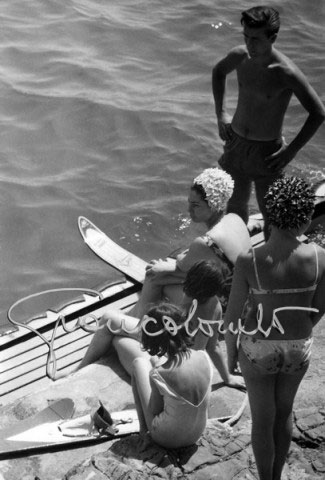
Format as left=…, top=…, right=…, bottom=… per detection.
left=130, top=167, right=251, bottom=318
left=56, top=260, right=245, bottom=389
left=132, top=302, right=212, bottom=448
left=223, top=176, right=325, bottom=480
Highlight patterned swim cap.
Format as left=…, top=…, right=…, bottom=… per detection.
left=192, top=168, right=234, bottom=212
left=265, top=176, right=315, bottom=230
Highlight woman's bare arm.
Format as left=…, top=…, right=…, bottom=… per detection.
left=311, top=247, right=325, bottom=326
left=148, top=374, right=164, bottom=416
left=223, top=254, right=250, bottom=372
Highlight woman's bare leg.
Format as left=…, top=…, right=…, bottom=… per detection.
left=131, top=357, right=155, bottom=433
left=272, top=367, right=308, bottom=480
left=54, top=309, right=140, bottom=379
left=128, top=278, right=184, bottom=320
left=239, top=348, right=276, bottom=480
left=128, top=278, right=163, bottom=318
left=54, top=316, right=113, bottom=379
left=163, top=284, right=185, bottom=305
left=77, top=317, right=113, bottom=369
left=112, top=336, right=151, bottom=376
left=239, top=348, right=308, bottom=480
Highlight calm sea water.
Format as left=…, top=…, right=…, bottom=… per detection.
left=0, top=0, right=324, bottom=332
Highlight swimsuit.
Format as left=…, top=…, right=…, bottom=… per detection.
left=240, top=245, right=319, bottom=375
left=202, top=233, right=233, bottom=271
left=219, top=129, right=283, bottom=180
left=250, top=244, right=319, bottom=296
left=218, top=127, right=284, bottom=224
left=240, top=335, right=313, bottom=374
left=149, top=350, right=212, bottom=448
left=202, top=233, right=233, bottom=310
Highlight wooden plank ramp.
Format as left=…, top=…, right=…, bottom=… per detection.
left=0, top=281, right=141, bottom=405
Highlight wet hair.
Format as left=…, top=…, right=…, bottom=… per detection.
left=265, top=176, right=315, bottom=230
left=141, top=303, right=192, bottom=358
left=191, top=168, right=234, bottom=212
left=183, top=260, right=229, bottom=304
left=241, top=6, right=280, bottom=38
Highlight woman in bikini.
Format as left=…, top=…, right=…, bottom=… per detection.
left=132, top=302, right=212, bottom=448
left=223, top=176, right=325, bottom=480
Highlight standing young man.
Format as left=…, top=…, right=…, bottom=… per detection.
left=212, top=6, right=325, bottom=237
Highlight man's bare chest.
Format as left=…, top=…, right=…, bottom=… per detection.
left=237, top=65, right=286, bottom=100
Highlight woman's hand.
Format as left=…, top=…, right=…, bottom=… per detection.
left=145, top=258, right=176, bottom=277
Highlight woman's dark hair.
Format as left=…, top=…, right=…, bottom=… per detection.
left=191, top=183, right=207, bottom=203
left=241, top=6, right=280, bottom=38
left=183, top=260, right=229, bottom=303
left=141, top=303, right=192, bottom=358
left=265, top=176, right=315, bottom=230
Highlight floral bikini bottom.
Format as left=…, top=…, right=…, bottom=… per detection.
left=240, top=334, right=313, bottom=375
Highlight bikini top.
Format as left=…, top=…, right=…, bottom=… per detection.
left=203, top=234, right=234, bottom=272
left=250, top=243, right=319, bottom=295
left=202, top=234, right=233, bottom=311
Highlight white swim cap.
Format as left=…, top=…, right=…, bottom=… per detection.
left=193, top=168, right=234, bottom=212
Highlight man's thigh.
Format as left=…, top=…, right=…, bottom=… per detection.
left=225, top=170, right=252, bottom=222
left=254, top=173, right=282, bottom=218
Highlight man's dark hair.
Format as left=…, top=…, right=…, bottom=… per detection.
left=241, top=6, right=280, bottom=38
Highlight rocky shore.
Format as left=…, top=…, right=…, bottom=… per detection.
left=0, top=319, right=324, bottom=480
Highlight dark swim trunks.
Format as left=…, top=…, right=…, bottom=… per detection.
left=219, top=128, right=283, bottom=180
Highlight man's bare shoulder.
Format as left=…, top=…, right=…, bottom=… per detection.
left=271, top=48, right=306, bottom=82
left=229, top=44, right=248, bottom=56
left=215, top=45, right=248, bottom=73
left=225, top=45, right=248, bottom=62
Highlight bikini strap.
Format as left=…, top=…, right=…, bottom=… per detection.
left=252, top=248, right=262, bottom=291
left=312, top=243, right=320, bottom=286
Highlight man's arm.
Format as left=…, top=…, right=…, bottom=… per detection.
left=267, top=66, right=325, bottom=170
left=212, top=46, right=246, bottom=141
